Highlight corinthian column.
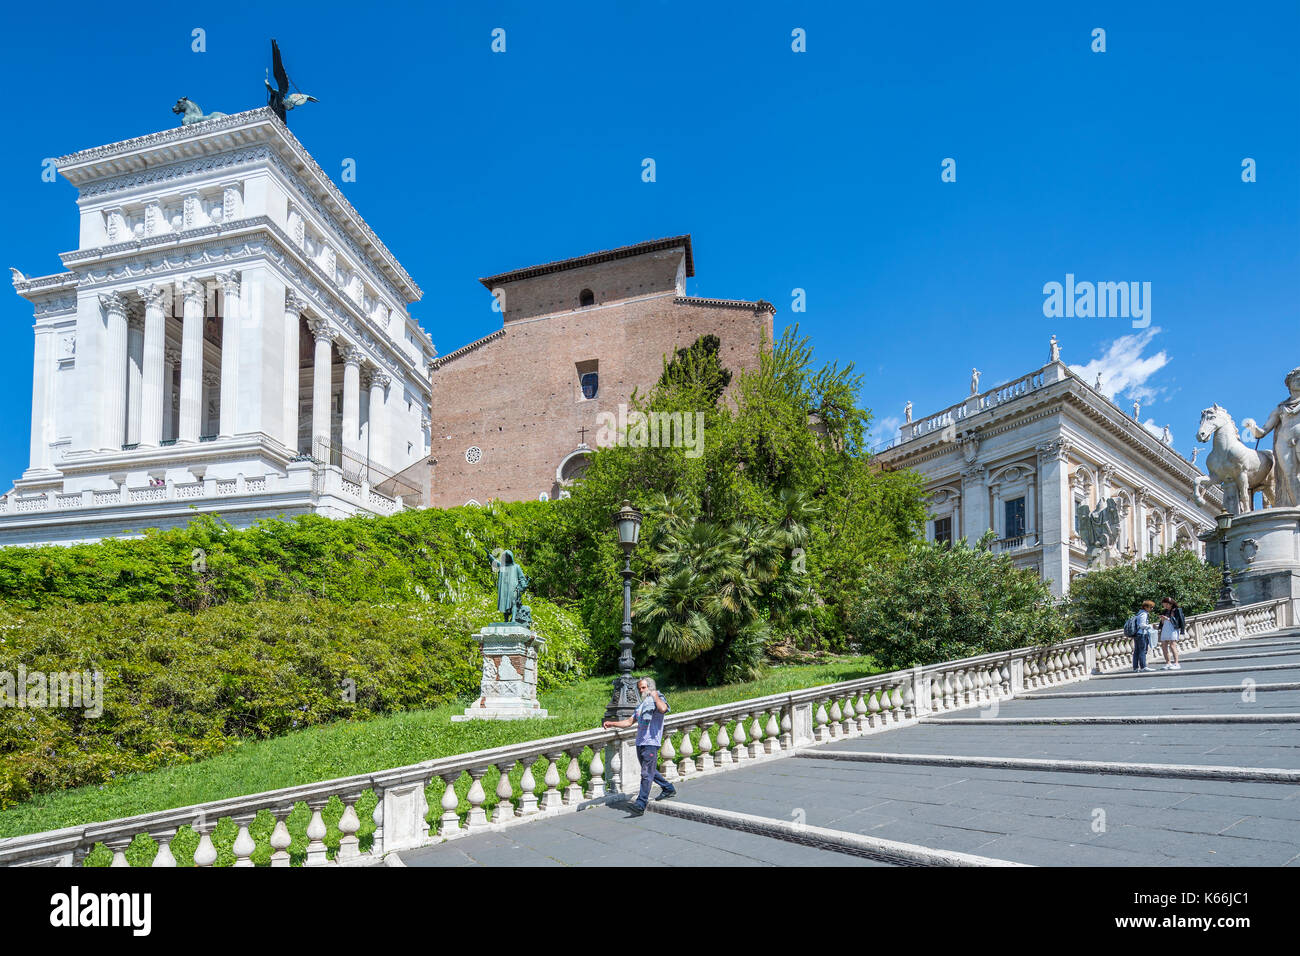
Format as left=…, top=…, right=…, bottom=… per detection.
left=178, top=279, right=205, bottom=443
left=98, top=291, right=130, bottom=451
left=126, top=312, right=144, bottom=446
left=137, top=284, right=167, bottom=446
left=311, top=320, right=337, bottom=459
left=216, top=271, right=241, bottom=439
left=368, top=372, right=391, bottom=470
left=283, top=291, right=305, bottom=453
left=341, top=345, right=363, bottom=461
left=163, top=347, right=180, bottom=441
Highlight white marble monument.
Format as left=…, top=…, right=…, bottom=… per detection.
left=4, top=109, right=436, bottom=545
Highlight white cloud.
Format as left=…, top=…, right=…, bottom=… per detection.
left=1068, top=327, right=1169, bottom=404
left=870, top=414, right=903, bottom=448
left=1141, top=418, right=1173, bottom=444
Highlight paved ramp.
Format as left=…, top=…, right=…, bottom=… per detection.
left=400, top=627, right=1300, bottom=867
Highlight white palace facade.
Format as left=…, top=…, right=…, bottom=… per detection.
left=874, top=356, right=1222, bottom=597
left=3, top=109, right=436, bottom=545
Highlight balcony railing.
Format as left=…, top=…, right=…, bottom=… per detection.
left=0, top=598, right=1287, bottom=868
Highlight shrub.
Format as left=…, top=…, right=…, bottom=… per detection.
left=1067, top=549, right=1221, bottom=635
left=0, top=592, right=589, bottom=808
left=848, top=537, right=1069, bottom=670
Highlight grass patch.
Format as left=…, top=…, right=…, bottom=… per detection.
left=0, top=656, right=878, bottom=845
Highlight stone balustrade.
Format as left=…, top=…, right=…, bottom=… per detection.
left=0, top=597, right=1288, bottom=868
left=0, top=464, right=402, bottom=521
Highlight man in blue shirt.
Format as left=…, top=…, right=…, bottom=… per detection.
left=602, top=677, right=677, bottom=815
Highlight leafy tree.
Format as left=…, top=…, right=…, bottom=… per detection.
left=634, top=494, right=788, bottom=684
left=1067, top=549, right=1221, bottom=634
left=849, top=536, right=1069, bottom=670
left=658, top=334, right=732, bottom=406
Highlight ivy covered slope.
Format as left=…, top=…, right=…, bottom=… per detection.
left=0, top=510, right=592, bottom=809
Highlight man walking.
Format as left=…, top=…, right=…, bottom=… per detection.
left=602, top=677, right=676, bottom=815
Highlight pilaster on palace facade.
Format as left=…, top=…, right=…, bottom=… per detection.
left=877, top=357, right=1222, bottom=598
left=5, top=108, right=436, bottom=545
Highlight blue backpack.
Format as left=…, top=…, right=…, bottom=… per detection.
left=1123, top=614, right=1139, bottom=638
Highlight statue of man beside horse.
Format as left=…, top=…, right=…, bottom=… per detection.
left=1196, top=366, right=1300, bottom=514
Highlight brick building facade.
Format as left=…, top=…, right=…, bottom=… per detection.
left=428, top=235, right=774, bottom=506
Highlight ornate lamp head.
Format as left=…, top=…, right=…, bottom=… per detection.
left=613, top=500, right=642, bottom=554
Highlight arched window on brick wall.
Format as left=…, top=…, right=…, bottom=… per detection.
left=579, top=288, right=595, bottom=308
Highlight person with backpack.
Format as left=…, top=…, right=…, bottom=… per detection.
left=1158, top=596, right=1186, bottom=669
left=1125, top=600, right=1156, bottom=671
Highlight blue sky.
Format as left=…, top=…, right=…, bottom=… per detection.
left=2, top=1, right=1296, bottom=482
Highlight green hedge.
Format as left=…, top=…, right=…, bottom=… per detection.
left=0, top=592, right=590, bottom=808
left=0, top=505, right=570, bottom=612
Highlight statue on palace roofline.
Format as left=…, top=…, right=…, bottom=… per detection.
left=904, top=401, right=912, bottom=424
left=172, top=97, right=227, bottom=126
left=1242, top=366, right=1300, bottom=508
left=970, top=368, right=980, bottom=395
left=1049, top=335, right=1060, bottom=362
left=265, top=38, right=318, bottom=124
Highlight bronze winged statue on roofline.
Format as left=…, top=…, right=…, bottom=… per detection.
left=265, top=38, right=318, bottom=124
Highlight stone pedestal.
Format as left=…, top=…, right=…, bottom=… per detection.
left=1203, top=507, right=1300, bottom=620
left=452, top=623, right=549, bottom=721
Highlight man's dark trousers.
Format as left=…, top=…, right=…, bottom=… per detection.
left=635, top=744, right=675, bottom=809
left=1132, top=636, right=1148, bottom=670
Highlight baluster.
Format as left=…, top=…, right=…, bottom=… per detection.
left=890, top=684, right=904, bottom=720
left=106, top=836, right=132, bottom=868
left=748, top=715, right=764, bottom=759
left=438, top=772, right=462, bottom=836
left=731, top=715, right=747, bottom=763
left=464, top=768, right=490, bottom=830
left=540, top=753, right=564, bottom=812
left=305, top=800, right=330, bottom=866
left=660, top=737, right=679, bottom=782
left=943, top=672, right=958, bottom=709
left=269, top=811, right=293, bottom=867
left=1000, top=662, right=1011, bottom=696
left=814, top=701, right=830, bottom=742
left=715, top=721, right=732, bottom=767
left=193, top=817, right=218, bottom=868
left=779, top=708, right=793, bottom=750
left=677, top=728, right=695, bottom=778
left=697, top=724, right=714, bottom=773
left=764, top=711, right=781, bottom=754
left=854, top=692, right=869, bottom=732
left=607, top=747, right=623, bottom=796
left=962, top=670, right=976, bottom=705
left=519, top=760, right=540, bottom=815
left=1023, top=656, right=1038, bottom=690
left=931, top=675, right=944, bottom=713
left=564, top=749, right=584, bottom=804
left=232, top=812, right=259, bottom=867
left=867, top=688, right=882, bottom=727
left=828, top=699, right=842, bottom=738
left=839, top=696, right=855, bottom=736
left=588, top=748, right=606, bottom=800
left=371, top=797, right=385, bottom=858
left=902, top=679, right=916, bottom=718
left=337, top=796, right=363, bottom=862
left=151, top=829, right=178, bottom=868
left=494, top=762, right=517, bottom=824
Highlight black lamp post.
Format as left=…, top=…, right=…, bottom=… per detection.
left=1214, top=511, right=1239, bottom=610
left=604, top=499, right=642, bottom=722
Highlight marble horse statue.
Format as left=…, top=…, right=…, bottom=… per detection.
left=1197, top=403, right=1273, bottom=514
left=172, top=97, right=227, bottom=126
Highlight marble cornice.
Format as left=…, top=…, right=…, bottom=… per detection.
left=53, top=108, right=421, bottom=305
